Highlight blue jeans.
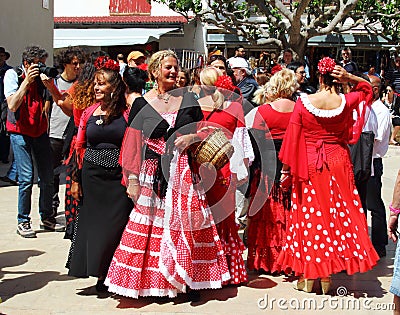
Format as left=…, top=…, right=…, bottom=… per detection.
left=6, top=158, right=18, bottom=181
left=10, top=133, right=54, bottom=223
left=390, top=240, right=400, bottom=296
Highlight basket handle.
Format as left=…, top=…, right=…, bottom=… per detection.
left=197, top=126, right=219, bottom=133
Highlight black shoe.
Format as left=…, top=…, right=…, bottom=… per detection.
left=95, top=279, right=108, bottom=292
left=375, top=247, right=386, bottom=258
left=0, top=176, right=18, bottom=185
left=187, top=289, right=201, bottom=302
left=40, top=217, right=65, bottom=232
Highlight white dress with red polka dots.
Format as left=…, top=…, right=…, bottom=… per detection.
left=105, top=112, right=230, bottom=298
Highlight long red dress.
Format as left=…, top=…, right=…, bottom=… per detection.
left=276, top=82, right=379, bottom=279
left=247, top=104, right=293, bottom=272
left=198, top=100, right=253, bottom=284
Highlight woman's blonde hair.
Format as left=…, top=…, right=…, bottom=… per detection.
left=265, top=68, right=299, bottom=101
left=253, top=84, right=269, bottom=105
left=200, top=67, right=224, bottom=110
left=147, top=50, right=178, bottom=82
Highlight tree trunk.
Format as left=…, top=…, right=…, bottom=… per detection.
left=288, top=31, right=308, bottom=61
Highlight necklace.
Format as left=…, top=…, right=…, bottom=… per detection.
left=96, top=115, right=104, bottom=125
left=154, top=88, right=172, bottom=104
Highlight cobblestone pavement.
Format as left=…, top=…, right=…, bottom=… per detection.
left=1, top=147, right=400, bottom=314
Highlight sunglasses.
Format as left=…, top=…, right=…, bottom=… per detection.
left=387, top=89, right=393, bottom=92
left=297, top=70, right=306, bottom=74
left=209, top=55, right=226, bottom=62
left=71, top=61, right=80, bottom=66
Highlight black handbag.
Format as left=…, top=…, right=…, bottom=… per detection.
left=349, top=131, right=375, bottom=182
left=62, top=116, right=77, bottom=158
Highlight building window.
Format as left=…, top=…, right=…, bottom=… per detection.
left=109, top=0, right=151, bottom=15
left=42, top=0, right=49, bottom=9
left=351, top=49, right=367, bottom=70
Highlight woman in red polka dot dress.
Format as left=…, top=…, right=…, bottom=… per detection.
left=197, top=67, right=254, bottom=285
left=275, top=57, right=380, bottom=294
left=104, top=50, right=230, bottom=299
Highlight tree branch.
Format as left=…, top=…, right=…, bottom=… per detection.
left=318, top=0, right=359, bottom=34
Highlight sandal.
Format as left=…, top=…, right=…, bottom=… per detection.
left=293, top=276, right=314, bottom=293
left=320, top=277, right=332, bottom=295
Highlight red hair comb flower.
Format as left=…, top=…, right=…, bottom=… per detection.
left=270, top=64, right=283, bottom=75
left=94, top=56, right=120, bottom=72
left=215, top=75, right=235, bottom=91
left=318, top=57, right=336, bottom=75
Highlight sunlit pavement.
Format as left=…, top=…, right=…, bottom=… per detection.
left=0, top=147, right=399, bottom=314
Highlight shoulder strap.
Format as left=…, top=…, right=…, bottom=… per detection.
left=13, top=66, right=24, bottom=87
left=205, top=109, right=217, bottom=121
left=54, top=74, right=61, bottom=89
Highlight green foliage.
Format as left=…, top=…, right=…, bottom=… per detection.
left=158, top=0, right=202, bottom=13
left=153, top=0, right=400, bottom=55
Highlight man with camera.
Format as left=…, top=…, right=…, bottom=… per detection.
left=4, top=45, right=64, bottom=238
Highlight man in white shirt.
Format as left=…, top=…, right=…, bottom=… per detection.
left=49, top=46, right=84, bottom=217
left=365, top=75, right=391, bottom=257
left=227, top=45, right=247, bottom=68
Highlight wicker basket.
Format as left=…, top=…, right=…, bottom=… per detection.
left=194, top=128, right=234, bottom=170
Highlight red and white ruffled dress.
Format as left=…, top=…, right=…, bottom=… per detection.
left=105, top=111, right=230, bottom=298
left=198, top=101, right=254, bottom=284
left=275, top=83, right=380, bottom=279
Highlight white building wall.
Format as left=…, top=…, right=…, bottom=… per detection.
left=0, top=0, right=54, bottom=66
left=150, top=2, right=181, bottom=16
left=159, top=21, right=206, bottom=54
left=54, top=0, right=179, bottom=17
left=54, top=0, right=109, bottom=16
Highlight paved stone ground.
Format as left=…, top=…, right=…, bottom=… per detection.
left=1, top=147, right=400, bottom=314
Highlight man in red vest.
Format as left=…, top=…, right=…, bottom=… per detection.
left=4, top=45, right=65, bottom=238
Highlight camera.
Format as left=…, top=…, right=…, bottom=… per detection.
left=37, top=62, right=58, bottom=78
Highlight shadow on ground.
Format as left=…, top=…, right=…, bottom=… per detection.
left=111, top=284, right=241, bottom=309
left=110, top=272, right=278, bottom=309
left=0, top=250, right=72, bottom=302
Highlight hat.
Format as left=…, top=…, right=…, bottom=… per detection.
left=127, top=51, right=145, bottom=62
left=229, top=57, right=249, bottom=69
left=0, top=47, right=10, bottom=60
left=209, top=50, right=222, bottom=57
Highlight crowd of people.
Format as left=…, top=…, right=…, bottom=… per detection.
left=1, top=43, right=400, bottom=309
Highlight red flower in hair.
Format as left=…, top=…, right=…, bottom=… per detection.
left=145, top=43, right=153, bottom=53
left=270, top=64, right=283, bottom=75
left=94, top=56, right=120, bottom=72
left=318, top=57, right=336, bottom=75
left=215, top=75, right=235, bottom=91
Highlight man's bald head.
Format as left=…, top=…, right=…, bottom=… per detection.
left=368, top=75, right=381, bottom=100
